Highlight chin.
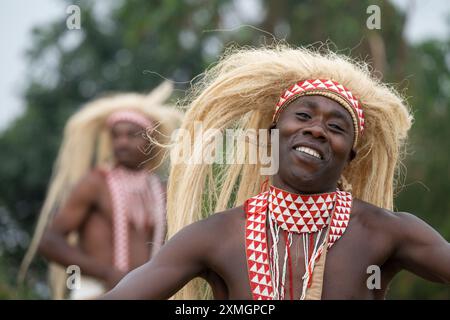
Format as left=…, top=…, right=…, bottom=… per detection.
left=280, top=168, right=327, bottom=192
left=115, top=159, right=131, bottom=167
left=290, top=164, right=321, bottom=181
left=291, top=177, right=319, bottom=192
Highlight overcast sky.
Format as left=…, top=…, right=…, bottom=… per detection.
left=1, top=0, right=449, bottom=131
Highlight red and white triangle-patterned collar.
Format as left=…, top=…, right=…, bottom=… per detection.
left=268, top=185, right=336, bottom=233
left=244, top=186, right=352, bottom=300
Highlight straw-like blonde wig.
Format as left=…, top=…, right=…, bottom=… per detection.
left=167, top=45, right=413, bottom=299
left=19, top=81, right=183, bottom=298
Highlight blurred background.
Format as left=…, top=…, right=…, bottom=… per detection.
left=0, top=0, right=449, bottom=299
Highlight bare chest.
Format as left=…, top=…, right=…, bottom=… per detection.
left=207, top=215, right=392, bottom=300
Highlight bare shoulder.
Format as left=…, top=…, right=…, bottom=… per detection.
left=57, top=168, right=109, bottom=210
left=351, top=198, right=398, bottom=226
left=71, top=167, right=108, bottom=196
left=351, top=198, right=437, bottom=239
left=169, top=205, right=245, bottom=238
left=162, top=206, right=246, bottom=265
left=48, top=168, right=109, bottom=229
left=203, top=205, right=246, bottom=231
left=84, top=167, right=108, bottom=187
left=186, top=205, right=246, bottom=246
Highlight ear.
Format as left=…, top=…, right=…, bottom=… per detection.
left=348, top=148, right=356, bottom=163
left=342, top=149, right=356, bottom=173
left=268, top=122, right=277, bottom=136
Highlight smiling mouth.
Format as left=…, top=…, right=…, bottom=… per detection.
left=293, top=146, right=323, bottom=160
left=115, top=149, right=131, bottom=157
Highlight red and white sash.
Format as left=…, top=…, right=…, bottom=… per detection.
left=244, top=188, right=352, bottom=300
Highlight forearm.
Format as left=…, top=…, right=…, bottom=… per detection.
left=100, top=263, right=189, bottom=300
left=39, top=231, right=111, bottom=281
left=101, top=217, right=214, bottom=300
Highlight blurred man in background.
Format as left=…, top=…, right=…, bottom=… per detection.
left=19, top=82, right=182, bottom=299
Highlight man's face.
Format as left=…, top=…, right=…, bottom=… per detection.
left=273, top=95, right=355, bottom=193
left=110, top=121, right=148, bottom=169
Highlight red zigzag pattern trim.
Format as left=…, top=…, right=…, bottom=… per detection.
left=244, top=190, right=352, bottom=300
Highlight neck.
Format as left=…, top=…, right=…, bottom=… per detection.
left=271, top=175, right=337, bottom=195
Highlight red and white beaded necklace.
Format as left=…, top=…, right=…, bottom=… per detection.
left=106, top=165, right=166, bottom=272
left=244, top=185, right=352, bottom=300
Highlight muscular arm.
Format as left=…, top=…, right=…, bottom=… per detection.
left=391, top=212, right=450, bottom=284
left=100, top=218, right=214, bottom=299
left=38, top=170, right=118, bottom=284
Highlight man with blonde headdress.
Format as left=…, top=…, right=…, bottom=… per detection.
left=19, top=82, right=182, bottom=299
left=102, top=46, right=450, bottom=300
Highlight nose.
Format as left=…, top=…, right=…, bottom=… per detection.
left=113, top=134, right=131, bottom=148
left=302, top=121, right=328, bottom=141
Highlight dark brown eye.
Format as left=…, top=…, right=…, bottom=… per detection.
left=296, top=112, right=311, bottom=120
left=329, top=123, right=344, bottom=132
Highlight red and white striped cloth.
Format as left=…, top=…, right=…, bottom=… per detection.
left=105, top=166, right=166, bottom=272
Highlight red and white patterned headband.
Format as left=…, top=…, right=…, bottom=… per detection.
left=106, top=110, right=154, bottom=130
left=273, top=79, right=365, bottom=146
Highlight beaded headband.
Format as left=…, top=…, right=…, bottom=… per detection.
left=106, top=110, right=154, bottom=130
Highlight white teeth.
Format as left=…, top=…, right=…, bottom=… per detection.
left=295, top=146, right=321, bottom=159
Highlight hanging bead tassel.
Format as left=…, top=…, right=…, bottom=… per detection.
left=300, top=229, right=326, bottom=299
left=268, top=212, right=280, bottom=299
left=270, top=215, right=328, bottom=300
left=286, top=231, right=294, bottom=300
